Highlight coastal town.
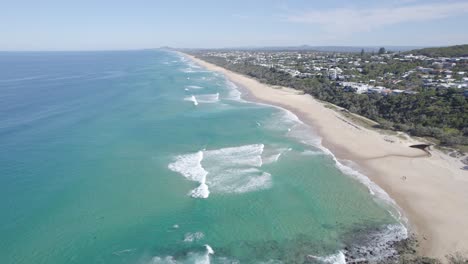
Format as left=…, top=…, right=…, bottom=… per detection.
left=196, top=49, right=468, bottom=96
left=190, top=46, right=468, bottom=151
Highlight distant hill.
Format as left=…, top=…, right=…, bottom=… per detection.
left=249, top=45, right=421, bottom=53
left=407, top=44, right=468, bottom=57
left=183, top=45, right=422, bottom=53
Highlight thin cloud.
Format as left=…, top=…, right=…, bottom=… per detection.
left=231, top=14, right=250, bottom=20
left=286, top=2, right=468, bottom=34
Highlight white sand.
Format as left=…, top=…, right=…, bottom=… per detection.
left=184, top=53, right=468, bottom=259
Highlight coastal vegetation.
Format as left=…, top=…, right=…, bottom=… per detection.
left=195, top=54, right=468, bottom=149
left=406, top=44, right=468, bottom=57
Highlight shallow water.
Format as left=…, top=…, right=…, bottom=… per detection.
left=0, top=50, right=404, bottom=264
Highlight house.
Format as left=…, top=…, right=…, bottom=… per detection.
left=392, top=89, right=405, bottom=94
left=340, top=82, right=371, bottom=94
left=442, top=62, right=456, bottom=69
left=367, top=87, right=383, bottom=94
left=381, top=89, right=393, bottom=96
left=417, top=66, right=432, bottom=73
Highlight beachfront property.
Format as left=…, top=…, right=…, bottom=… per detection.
left=199, top=50, right=468, bottom=96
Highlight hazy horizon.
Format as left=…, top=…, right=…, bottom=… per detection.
left=0, top=44, right=432, bottom=53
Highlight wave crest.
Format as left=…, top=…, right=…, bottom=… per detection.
left=168, top=144, right=272, bottom=198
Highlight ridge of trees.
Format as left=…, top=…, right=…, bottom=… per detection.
left=197, top=55, right=468, bottom=148
left=407, top=44, right=468, bottom=57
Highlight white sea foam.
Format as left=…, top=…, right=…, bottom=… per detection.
left=262, top=147, right=291, bottom=164
left=168, top=144, right=272, bottom=198
left=205, top=245, right=214, bottom=255
left=168, top=151, right=209, bottom=198
left=263, top=108, right=304, bottom=134
left=301, top=150, right=323, bottom=156
left=190, top=182, right=210, bottom=198
left=197, top=245, right=215, bottom=264
left=196, top=93, right=219, bottom=103
left=180, top=65, right=208, bottom=73
left=205, top=144, right=264, bottom=167
left=183, top=232, right=205, bottom=242
left=186, top=85, right=204, bottom=89
left=318, top=145, right=397, bottom=206
left=150, top=244, right=214, bottom=264
left=168, top=151, right=207, bottom=182
left=341, top=223, right=408, bottom=262
left=150, top=256, right=177, bottom=264
left=227, top=88, right=243, bottom=101
left=202, top=144, right=270, bottom=194
left=184, top=95, right=199, bottom=106
left=187, top=61, right=202, bottom=69
left=200, top=76, right=214, bottom=81
left=184, top=93, right=219, bottom=106
left=225, top=171, right=272, bottom=193
left=224, top=80, right=245, bottom=102
left=263, top=153, right=282, bottom=164
left=308, top=251, right=346, bottom=264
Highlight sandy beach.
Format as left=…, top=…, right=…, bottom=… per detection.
left=184, top=53, right=468, bottom=259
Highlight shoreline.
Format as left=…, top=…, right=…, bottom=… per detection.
left=181, top=52, right=468, bottom=259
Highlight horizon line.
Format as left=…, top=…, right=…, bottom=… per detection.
left=1, top=43, right=466, bottom=53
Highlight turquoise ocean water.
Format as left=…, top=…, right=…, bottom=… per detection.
left=0, top=50, right=405, bottom=264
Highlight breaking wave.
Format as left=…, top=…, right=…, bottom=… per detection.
left=168, top=144, right=273, bottom=198
left=342, top=224, right=408, bottom=262
left=184, top=95, right=199, bottom=106
left=224, top=80, right=245, bottom=102
left=183, top=232, right=205, bottom=243
left=185, top=85, right=204, bottom=90
left=307, top=251, right=346, bottom=264
left=150, top=245, right=215, bottom=264
left=196, top=93, right=219, bottom=103
left=262, top=147, right=291, bottom=164
left=168, top=151, right=209, bottom=198
left=184, top=93, right=219, bottom=106
left=180, top=63, right=209, bottom=73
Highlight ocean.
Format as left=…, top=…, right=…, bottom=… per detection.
left=0, top=50, right=406, bottom=264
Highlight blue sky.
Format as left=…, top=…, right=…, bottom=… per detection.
left=1, top=0, right=468, bottom=50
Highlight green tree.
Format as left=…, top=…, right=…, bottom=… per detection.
left=378, top=47, right=386, bottom=54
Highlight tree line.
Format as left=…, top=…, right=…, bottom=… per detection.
left=198, top=55, right=468, bottom=147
